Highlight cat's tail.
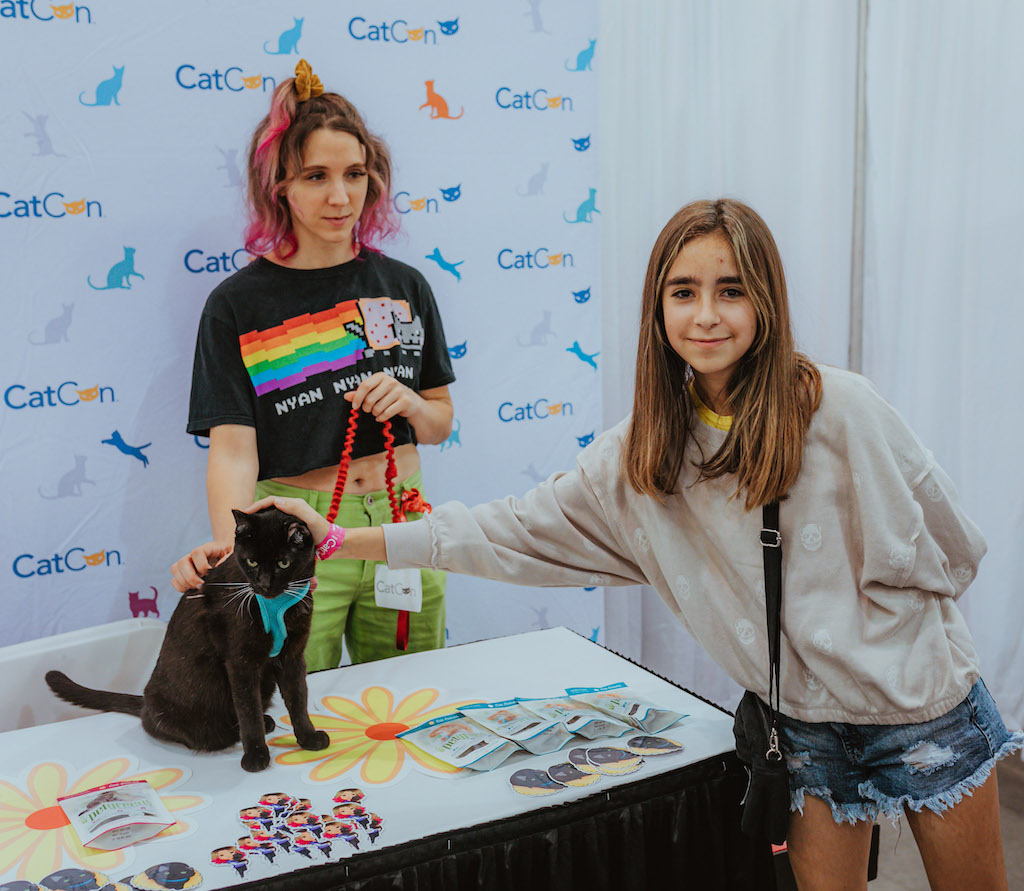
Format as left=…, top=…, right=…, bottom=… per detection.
left=45, top=670, right=143, bottom=716
left=28, top=331, right=47, bottom=345
left=263, top=41, right=284, bottom=54
left=37, top=486, right=59, bottom=499
left=86, top=276, right=112, bottom=290
left=562, top=211, right=581, bottom=223
left=78, top=93, right=98, bottom=107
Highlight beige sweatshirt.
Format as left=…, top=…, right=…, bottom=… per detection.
left=383, top=365, right=985, bottom=724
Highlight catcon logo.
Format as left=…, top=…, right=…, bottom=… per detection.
left=498, top=398, right=574, bottom=423
left=176, top=65, right=276, bottom=93
left=4, top=381, right=115, bottom=409
left=184, top=247, right=251, bottom=274
left=497, top=247, right=574, bottom=270
left=348, top=16, right=458, bottom=44
left=0, top=192, right=101, bottom=218
left=0, top=0, right=92, bottom=22
left=13, top=545, right=122, bottom=578
left=495, top=88, right=574, bottom=112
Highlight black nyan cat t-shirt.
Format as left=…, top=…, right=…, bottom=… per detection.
left=187, top=253, right=455, bottom=479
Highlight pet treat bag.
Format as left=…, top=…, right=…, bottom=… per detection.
left=461, top=700, right=574, bottom=755
left=58, top=779, right=176, bottom=850
left=566, top=682, right=685, bottom=733
left=398, top=713, right=521, bottom=770
left=517, top=696, right=631, bottom=739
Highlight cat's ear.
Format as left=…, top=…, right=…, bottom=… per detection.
left=287, top=522, right=310, bottom=547
left=232, top=509, right=250, bottom=532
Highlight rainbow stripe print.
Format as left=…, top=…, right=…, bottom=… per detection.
left=240, top=300, right=367, bottom=396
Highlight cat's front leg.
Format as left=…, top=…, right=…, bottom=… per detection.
left=226, top=663, right=272, bottom=771
left=274, top=653, right=329, bottom=751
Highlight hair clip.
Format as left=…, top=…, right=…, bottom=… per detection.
left=294, top=58, right=324, bottom=102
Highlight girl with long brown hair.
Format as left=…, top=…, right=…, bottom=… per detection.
left=246, top=198, right=1018, bottom=889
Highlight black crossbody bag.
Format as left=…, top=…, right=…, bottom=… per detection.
left=732, top=500, right=791, bottom=844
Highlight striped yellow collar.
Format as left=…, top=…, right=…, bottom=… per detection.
left=688, top=382, right=733, bottom=431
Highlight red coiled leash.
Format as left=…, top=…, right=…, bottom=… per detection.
left=324, top=404, right=431, bottom=651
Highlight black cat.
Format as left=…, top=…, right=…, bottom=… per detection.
left=46, top=508, right=330, bottom=772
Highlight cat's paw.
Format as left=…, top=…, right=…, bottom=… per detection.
left=298, top=729, right=330, bottom=751
left=241, top=744, right=271, bottom=773
left=264, top=714, right=276, bottom=733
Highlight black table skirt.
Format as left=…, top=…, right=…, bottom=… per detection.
left=231, top=750, right=775, bottom=891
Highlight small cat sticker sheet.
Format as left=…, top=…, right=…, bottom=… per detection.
left=212, top=787, right=385, bottom=880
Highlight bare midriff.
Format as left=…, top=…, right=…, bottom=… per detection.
left=272, top=442, right=421, bottom=495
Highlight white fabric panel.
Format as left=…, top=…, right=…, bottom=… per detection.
left=599, top=0, right=858, bottom=709
left=862, top=0, right=1024, bottom=729
left=0, top=1, right=603, bottom=649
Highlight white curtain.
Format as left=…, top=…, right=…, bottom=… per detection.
left=599, top=0, right=1024, bottom=732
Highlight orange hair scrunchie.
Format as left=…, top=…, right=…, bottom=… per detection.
left=294, top=59, right=324, bottom=102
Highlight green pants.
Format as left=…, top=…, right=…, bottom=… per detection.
left=255, top=470, right=446, bottom=671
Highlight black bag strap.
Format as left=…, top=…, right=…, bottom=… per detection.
left=760, top=501, right=783, bottom=762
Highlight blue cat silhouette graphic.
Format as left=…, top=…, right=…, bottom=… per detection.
left=439, top=184, right=461, bottom=202
left=102, top=430, right=151, bottom=466
left=577, top=431, right=595, bottom=448
left=572, top=287, right=591, bottom=304
left=572, top=135, right=591, bottom=152
left=194, top=435, right=210, bottom=449
left=448, top=342, right=467, bottom=359
left=79, top=66, right=124, bottom=106
left=565, top=39, right=596, bottom=72
left=88, top=247, right=144, bottom=290
left=567, top=340, right=599, bottom=370
left=590, top=626, right=600, bottom=641
left=265, top=17, right=303, bottom=54
left=563, top=188, right=600, bottom=224
left=440, top=419, right=462, bottom=451
left=425, top=248, right=464, bottom=281
left=438, top=18, right=459, bottom=35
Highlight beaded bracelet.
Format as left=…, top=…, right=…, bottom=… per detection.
left=315, top=523, right=345, bottom=560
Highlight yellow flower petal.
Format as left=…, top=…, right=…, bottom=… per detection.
left=361, top=687, right=395, bottom=721
left=0, top=779, right=39, bottom=813
left=64, top=824, right=125, bottom=872
left=127, top=767, right=183, bottom=791
left=321, top=694, right=376, bottom=725
left=0, top=827, right=37, bottom=877
left=392, top=688, right=440, bottom=721
left=71, top=757, right=131, bottom=793
left=161, top=794, right=204, bottom=813
left=27, top=763, right=68, bottom=806
left=19, top=826, right=61, bottom=881
left=360, top=740, right=404, bottom=784
left=268, top=732, right=299, bottom=749
left=308, top=739, right=376, bottom=782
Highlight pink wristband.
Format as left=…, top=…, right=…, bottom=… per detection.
left=315, top=524, right=345, bottom=560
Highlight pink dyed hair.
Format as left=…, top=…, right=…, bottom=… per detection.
left=244, top=77, right=398, bottom=259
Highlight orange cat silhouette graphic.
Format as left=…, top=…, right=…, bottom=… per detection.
left=548, top=403, right=563, bottom=415
left=409, top=197, right=427, bottom=211
left=62, top=199, right=86, bottom=215
left=407, top=28, right=424, bottom=41
left=548, top=254, right=563, bottom=266
left=419, top=80, right=464, bottom=120
left=76, top=386, right=100, bottom=401
left=546, top=97, right=563, bottom=109
left=84, top=551, right=106, bottom=566
left=242, top=75, right=263, bottom=90
left=51, top=4, right=75, bottom=18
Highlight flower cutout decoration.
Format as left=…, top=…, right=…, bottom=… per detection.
left=270, top=686, right=479, bottom=783
left=0, top=757, right=203, bottom=881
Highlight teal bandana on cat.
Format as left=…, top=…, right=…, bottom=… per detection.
left=256, top=584, right=310, bottom=658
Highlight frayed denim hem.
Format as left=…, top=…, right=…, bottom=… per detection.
left=790, top=731, right=1024, bottom=826
left=790, top=785, right=879, bottom=825
left=859, top=731, right=1024, bottom=825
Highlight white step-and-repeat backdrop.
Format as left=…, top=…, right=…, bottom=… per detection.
left=1, top=0, right=603, bottom=651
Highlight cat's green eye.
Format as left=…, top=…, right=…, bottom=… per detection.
left=245, top=558, right=258, bottom=568
left=278, top=559, right=291, bottom=569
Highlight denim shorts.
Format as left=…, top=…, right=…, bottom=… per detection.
left=777, top=679, right=1024, bottom=824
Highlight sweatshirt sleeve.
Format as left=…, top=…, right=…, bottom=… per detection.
left=382, top=460, right=649, bottom=588
left=834, top=372, right=986, bottom=601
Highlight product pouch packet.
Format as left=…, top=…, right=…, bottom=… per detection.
left=517, top=696, right=631, bottom=739
left=58, top=780, right=175, bottom=850
left=397, top=712, right=521, bottom=770
left=461, top=700, right=574, bottom=754
left=565, top=682, right=686, bottom=733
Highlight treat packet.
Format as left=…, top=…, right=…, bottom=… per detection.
left=517, top=696, right=631, bottom=739
left=58, top=780, right=175, bottom=850
left=397, top=713, right=520, bottom=770
left=566, top=682, right=686, bottom=733
left=461, top=700, right=574, bottom=755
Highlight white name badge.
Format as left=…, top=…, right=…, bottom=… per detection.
left=373, top=566, right=423, bottom=613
